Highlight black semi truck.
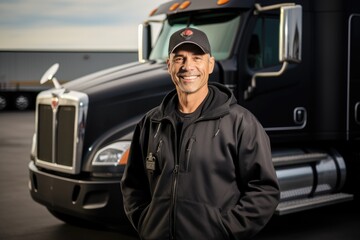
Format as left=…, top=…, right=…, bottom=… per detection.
left=29, top=0, right=360, bottom=228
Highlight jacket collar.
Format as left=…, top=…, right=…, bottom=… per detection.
left=153, top=82, right=236, bottom=121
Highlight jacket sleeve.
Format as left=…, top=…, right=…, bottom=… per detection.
left=223, top=110, right=280, bottom=239
left=120, top=118, right=151, bottom=231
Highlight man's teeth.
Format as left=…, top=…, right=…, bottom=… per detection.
left=183, top=76, right=197, bottom=80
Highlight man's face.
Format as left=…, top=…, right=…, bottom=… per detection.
left=167, top=43, right=215, bottom=94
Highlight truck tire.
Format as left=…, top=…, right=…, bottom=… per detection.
left=0, top=95, right=7, bottom=111
left=14, top=94, right=30, bottom=111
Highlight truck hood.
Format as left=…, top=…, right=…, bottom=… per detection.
left=63, top=61, right=171, bottom=96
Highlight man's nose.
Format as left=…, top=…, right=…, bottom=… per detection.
left=182, top=59, right=195, bottom=71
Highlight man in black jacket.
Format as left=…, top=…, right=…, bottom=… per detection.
left=120, top=27, right=280, bottom=240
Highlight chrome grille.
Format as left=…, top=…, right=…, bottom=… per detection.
left=56, top=106, right=76, bottom=166
left=35, top=89, right=88, bottom=174
left=37, top=104, right=52, bottom=162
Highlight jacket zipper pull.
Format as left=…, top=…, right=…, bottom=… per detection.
left=146, top=152, right=156, bottom=174
left=173, top=164, right=179, bottom=174
left=156, top=139, right=163, bottom=153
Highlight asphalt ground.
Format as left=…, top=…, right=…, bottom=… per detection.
left=0, top=111, right=359, bottom=240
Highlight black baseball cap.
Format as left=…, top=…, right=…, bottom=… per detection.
left=168, top=27, right=211, bottom=56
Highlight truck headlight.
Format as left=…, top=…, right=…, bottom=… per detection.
left=92, top=141, right=131, bottom=166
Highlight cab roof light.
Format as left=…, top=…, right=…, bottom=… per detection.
left=169, top=2, right=180, bottom=11
left=217, top=0, right=230, bottom=6
left=149, top=8, right=158, bottom=17
left=180, top=1, right=191, bottom=9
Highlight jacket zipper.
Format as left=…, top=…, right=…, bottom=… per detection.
left=168, top=117, right=204, bottom=239
left=170, top=164, right=179, bottom=239
left=165, top=117, right=178, bottom=240
left=170, top=119, right=199, bottom=239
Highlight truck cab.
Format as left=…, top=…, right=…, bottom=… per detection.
left=29, top=0, right=360, bottom=228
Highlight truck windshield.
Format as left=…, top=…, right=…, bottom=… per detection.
left=149, top=12, right=241, bottom=61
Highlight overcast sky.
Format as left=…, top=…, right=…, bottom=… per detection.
left=0, top=0, right=167, bottom=51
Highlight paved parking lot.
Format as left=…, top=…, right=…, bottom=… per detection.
left=0, top=111, right=359, bottom=240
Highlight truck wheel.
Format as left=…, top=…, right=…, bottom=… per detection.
left=14, top=95, right=30, bottom=111
left=0, top=95, right=7, bottom=111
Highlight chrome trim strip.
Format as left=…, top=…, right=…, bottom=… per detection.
left=265, top=121, right=306, bottom=132
left=51, top=102, right=57, bottom=164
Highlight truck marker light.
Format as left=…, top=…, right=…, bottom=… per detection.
left=169, top=2, right=180, bottom=11
left=149, top=8, right=158, bottom=16
left=118, top=148, right=130, bottom=165
left=180, top=1, right=191, bottom=9
left=217, top=0, right=230, bottom=5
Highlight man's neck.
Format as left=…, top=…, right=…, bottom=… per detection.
left=177, top=87, right=209, bottom=114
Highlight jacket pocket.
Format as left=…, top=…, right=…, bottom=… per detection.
left=184, top=137, right=196, bottom=172
left=138, top=197, right=171, bottom=240
left=176, top=200, right=229, bottom=240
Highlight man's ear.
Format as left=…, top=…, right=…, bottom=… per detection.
left=166, top=58, right=171, bottom=74
left=208, top=56, right=215, bottom=74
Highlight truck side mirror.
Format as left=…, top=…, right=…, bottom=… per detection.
left=280, top=5, right=302, bottom=63
left=40, top=63, right=62, bottom=89
left=245, top=4, right=303, bottom=100
left=138, top=23, right=152, bottom=62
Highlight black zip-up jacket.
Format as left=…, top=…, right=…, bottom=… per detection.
left=121, top=83, right=280, bottom=240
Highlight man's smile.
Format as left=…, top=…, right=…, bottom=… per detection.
left=178, top=75, right=200, bottom=82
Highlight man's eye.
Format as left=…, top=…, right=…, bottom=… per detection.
left=174, top=58, right=183, bottom=63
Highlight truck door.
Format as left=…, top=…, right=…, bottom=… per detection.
left=238, top=13, right=309, bottom=137
left=348, top=14, right=360, bottom=139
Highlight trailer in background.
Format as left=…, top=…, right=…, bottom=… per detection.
left=0, top=51, right=137, bottom=111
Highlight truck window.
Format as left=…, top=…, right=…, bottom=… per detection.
left=248, top=16, right=279, bottom=69
left=150, top=13, right=241, bottom=61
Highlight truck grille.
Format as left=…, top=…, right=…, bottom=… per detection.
left=35, top=90, right=88, bottom=174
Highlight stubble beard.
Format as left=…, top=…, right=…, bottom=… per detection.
left=177, top=78, right=207, bottom=95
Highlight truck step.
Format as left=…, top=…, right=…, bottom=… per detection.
left=275, top=193, right=354, bottom=215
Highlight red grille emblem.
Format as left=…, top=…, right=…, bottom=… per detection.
left=51, top=97, right=59, bottom=111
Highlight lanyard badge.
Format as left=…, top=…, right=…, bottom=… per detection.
left=146, top=152, right=156, bottom=172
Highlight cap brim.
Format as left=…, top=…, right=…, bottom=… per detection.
left=169, top=41, right=208, bottom=55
